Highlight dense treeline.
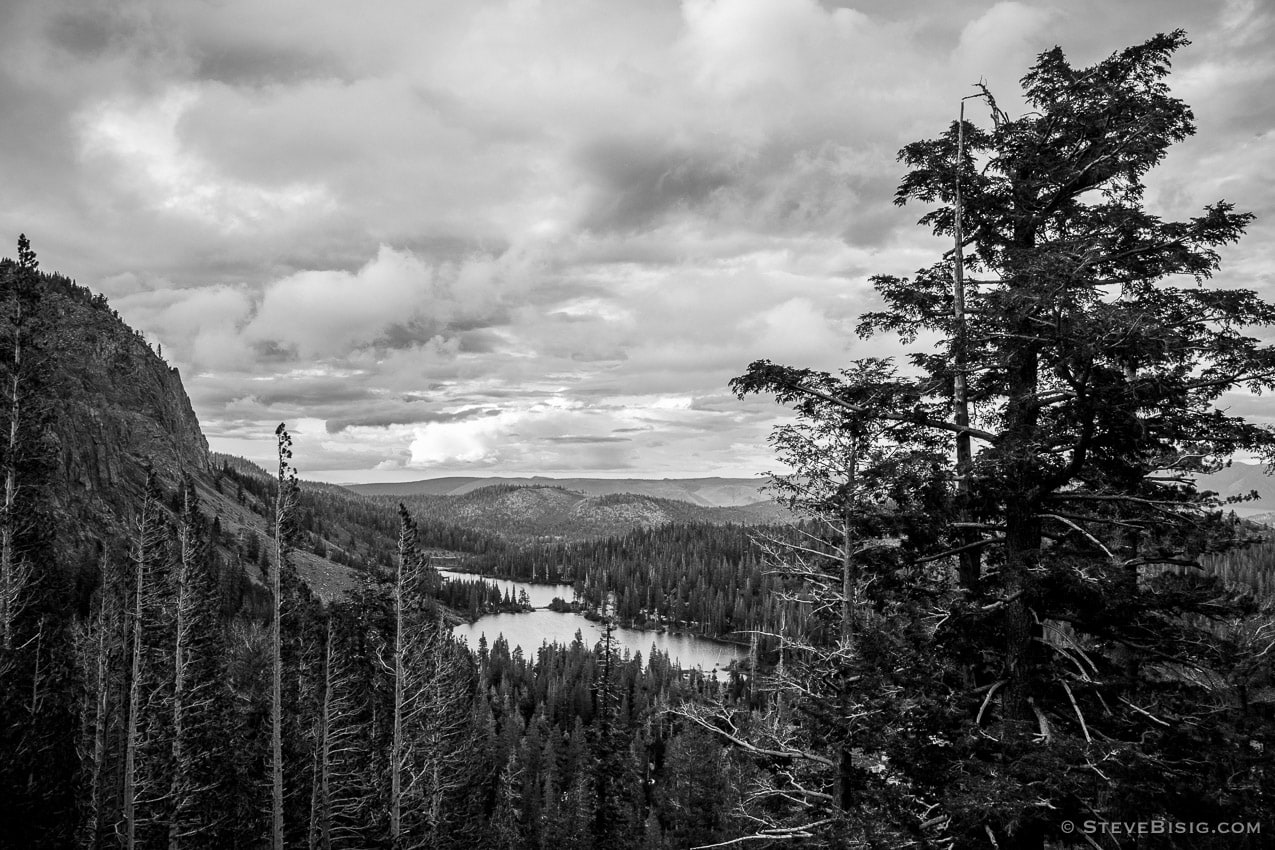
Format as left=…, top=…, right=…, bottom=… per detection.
left=485, top=517, right=1275, bottom=641
left=476, top=523, right=787, bottom=640
left=213, top=444, right=1275, bottom=651
left=0, top=423, right=751, bottom=848
left=0, top=241, right=754, bottom=849
left=1204, top=537, right=1275, bottom=599
left=436, top=576, right=532, bottom=620
left=211, top=454, right=508, bottom=575
left=464, top=627, right=748, bottom=850
left=0, top=237, right=82, bottom=847
left=7, top=31, right=1275, bottom=849
left=374, top=486, right=786, bottom=543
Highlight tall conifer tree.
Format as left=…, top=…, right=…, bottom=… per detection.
left=270, top=424, right=299, bottom=850
left=735, top=31, right=1275, bottom=847
left=168, top=481, right=229, bottom=848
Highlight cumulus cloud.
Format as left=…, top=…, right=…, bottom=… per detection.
left=2, top=0, right=1272, bottom=479
left=953, top=2, right=1058, bottom=95
left=245, top=246, right=431, bottom=359
left=77, top=86, right=336, bottom=232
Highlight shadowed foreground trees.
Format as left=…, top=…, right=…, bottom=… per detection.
left=722, top=30, right=1275, bottom=848
left=5, top=30, right=1275, bottom=850
left=0, top=237, right=78, bottom=849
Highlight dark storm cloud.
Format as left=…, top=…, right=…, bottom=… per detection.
left=194, top=44, right=349, bottom=87
left=249, top=340, right=299, bottom=363
left=576, top=137, right=736, bottom=233
left=543, top=436, right=632, bottom=444
left=44, top=11, right=116, bottom=59
left=457, top=330, right=506, bottom=354
left=2, top=0, right=1271, bottom=480
left=247, top=383, right=378, bottom=408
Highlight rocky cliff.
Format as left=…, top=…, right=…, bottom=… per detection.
left=25, top=271, right=367, bottom=599
left=34, top=274, right=209, bottom=555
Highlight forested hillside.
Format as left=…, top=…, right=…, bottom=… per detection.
left=349, top=475, right=771, bottom=507
left=369, top=484, right=790, bottom=542
left=3, top=30, right=1275, bottom=850
left=0, top=243, right=765, bottom=849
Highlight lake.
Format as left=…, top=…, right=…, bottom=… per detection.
left=440, top=570, right=746, bottom=673
left=438, top=569, right=574, bottom=608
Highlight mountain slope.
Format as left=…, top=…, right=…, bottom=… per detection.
left=369, top=484, right=790, bottom=542
left=42, top=275, right=209, bottom=560
left=36, top=272, right=366, bottom=599
left=348, top=475, right=772, bottom=507
left=1193, top=462, right=1275, bottom=516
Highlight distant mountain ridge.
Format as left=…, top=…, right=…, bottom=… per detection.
left=364, top=483, right=791, bottom=542
left=348, top=476, right=773, bottom=507
left=1193, top=462, right=1275, bottom=517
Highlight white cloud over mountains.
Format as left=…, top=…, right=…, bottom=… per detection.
left=2, top=0, right=1272, bottom=479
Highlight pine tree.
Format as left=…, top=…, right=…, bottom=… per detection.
left=0, top=234, right=41, bottom=650
left=388, top=505, right=474, bottom=849
left=0, top=237, right=75, bottom=849
left=74, top=552, right=128, bottom=850
left=121, top=478, right=174, bottom=850
left=168, top=481, right=230, bottom=848
left=656, top=729, right=735, bottom=850
left=308, top=615, right=368, bottom=850
left=592, top=612, right=642, bottom=850
left=270, top=424, right=299, bottom=850
left=489, top=750, right=525, bottom=850
left=736, top=30, right=1275, bottom=848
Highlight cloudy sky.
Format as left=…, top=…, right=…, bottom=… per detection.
left=1, top=0, right=1272, bottom=482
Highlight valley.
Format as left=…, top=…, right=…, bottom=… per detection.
left=6, top=30, right=1275, bottom=845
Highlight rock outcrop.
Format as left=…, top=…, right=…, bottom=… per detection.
left=35, top=273, right=209, bottom=556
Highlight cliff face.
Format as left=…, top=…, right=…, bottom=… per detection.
left=37, top=275, right=209, bottom=549
left=30, top=271, right=359, bottom=599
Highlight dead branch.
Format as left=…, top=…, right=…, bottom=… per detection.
left=1061, top=681, right=1091, bottom=743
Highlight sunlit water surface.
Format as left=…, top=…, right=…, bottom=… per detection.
left=440, top=570, right=745, bottom=673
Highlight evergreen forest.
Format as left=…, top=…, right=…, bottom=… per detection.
left=1, top=31, right=1273, bottom=850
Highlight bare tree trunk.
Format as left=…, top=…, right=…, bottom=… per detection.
left=83, top=556, right=116, bottom=848
left=0, top=294, right=23, bottom=651
left=310, top=620, right=335, bottom=850
left=838, top=441, right=859, bottom=812
left=840, top=438, right=859, bottom=641
left=1121, top=361, right=1142, bottom=689
left=953, top=99, right=980, bottom=592
left=271, top=425, right=294, bottom=850
left=390, top=517, right=410, bottom=847
left=168, top=556, right=187, bottom=847
left=124, top=498, right=152, bottom=850
left=167, top=487, right=196, bottom=850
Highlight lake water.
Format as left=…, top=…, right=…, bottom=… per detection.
left=439, top=569, right=575, bottom=608
left=440, top=570, right=745, bottom=673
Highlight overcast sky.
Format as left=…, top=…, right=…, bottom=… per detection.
left=2, top=0, right=1272, bottom=482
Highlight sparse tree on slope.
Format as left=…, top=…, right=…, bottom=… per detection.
left=121, top=477, right=175, bottom=850
left=271, top=424, right=299, bottom=850
left=0, top=237, right=79, bottom=849
left=683, top=362, right=951, bottom=847
left=168, top=480, right=231, bottom=848
left=75, top=551, right=128, bottom=850
left=0, top=234, right=41, bottom=651
left=389, top=504, right=474, bottom=850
